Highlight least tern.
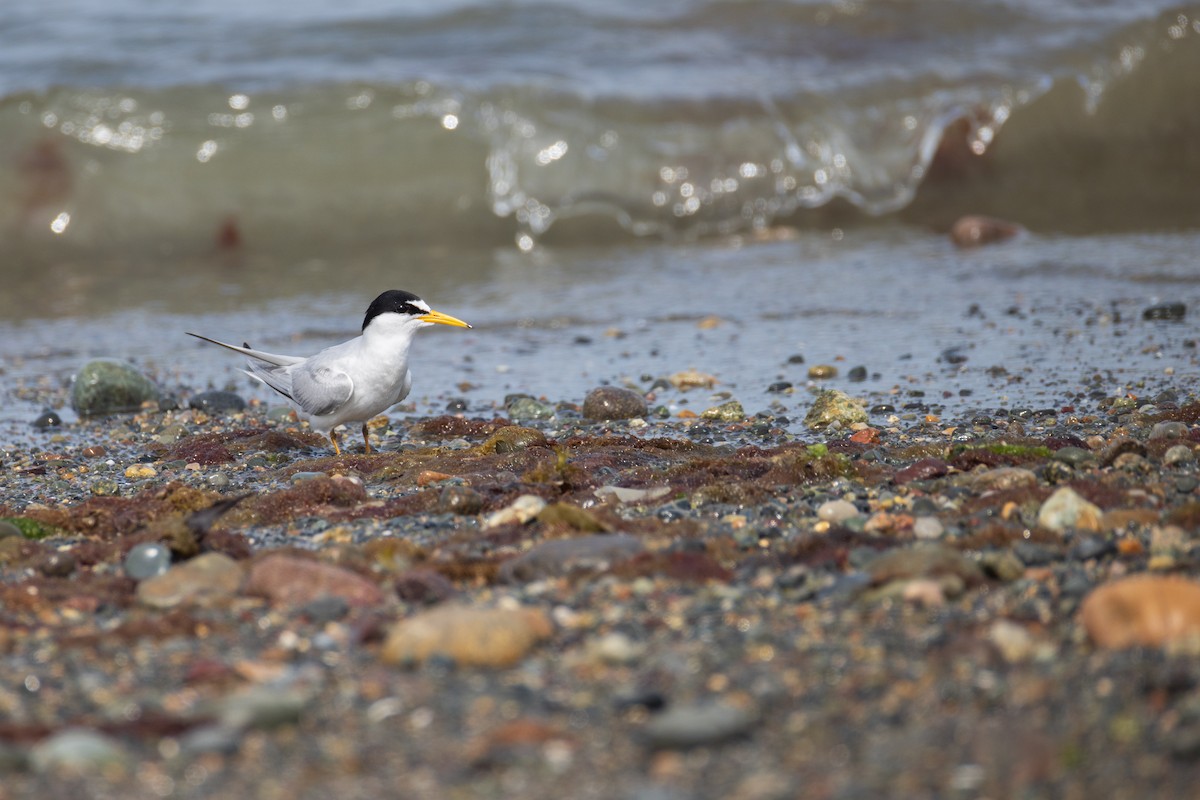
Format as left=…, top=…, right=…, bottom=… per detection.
left=188, top=290, right=470, bottom=455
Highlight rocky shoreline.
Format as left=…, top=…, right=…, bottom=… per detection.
left=4, top=370, right=1200, bottom=798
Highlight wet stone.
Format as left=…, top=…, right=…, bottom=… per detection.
left=766, top=381, right=792, bottom=393
left=30, top=728, right=129, bottom=774
left=1052, top=447, right=1094, bottom=467
left=300, top=594, right=351, bottom=624
left=1165, top=445, right=1196, bottom=467
left=807, top=364, right=837, bottom=379
left=816, top=499, right=860, bottom=523
left=245, top=554, right=385, bottom=608
left=31, top=409, right=62, bottom=430
left=804, top=389, right=867, bottom=430
left=0, top=521, right=22, bottom=540
left=381, top=604, right=553, bottom=668
left=445, top=397, right=469, bottom=412
left=70, top=358, right=164, bottom=417
left=582, top=387, right=648, bottom=421
left=506, top=394, right=555, bottom=421
left=137, top=552, right=244, bottom=608
left=950, top=215, right=1020, bottom=248
left=438, top=485, right=485, bottom=515
left=640, top=703, right=759, bottom=749
left=1082, top=575, right=1200, bottom=648
left=1038, top=486, right=1103, bottom=533
left=37, top=551, right=76, bottom=578
left=1151, top=421, right=1190, bottom=441
left=189, top=390, right=247, bottom=414
left=1071, top=537, right=1117, bottom=561
left=1014, top=541, right=1058, bottom=566
left=847, top=365, right=868, bottom=382
left=498, top=533, right=645, bottom=583
left=1143, top=302, right=1187, bottom=321
left=701, top=400, right=745, bottom=422
left=894, top=458, right=949, bottom=485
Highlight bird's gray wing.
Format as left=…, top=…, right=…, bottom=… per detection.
left=288, top=362, right=354, bottom=417
left=243, top=361, right=297, bottom=404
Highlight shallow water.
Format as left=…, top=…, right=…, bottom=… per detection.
left=3, top=226, right=1198, bottom=448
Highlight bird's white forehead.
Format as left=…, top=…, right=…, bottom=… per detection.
left=412, top=299, right=431, bottom=313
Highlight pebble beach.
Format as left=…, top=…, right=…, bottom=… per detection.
left=4, top=316, right=1200, bottom=799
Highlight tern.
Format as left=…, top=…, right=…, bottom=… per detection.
left=188, top=290, right=470, bottom=455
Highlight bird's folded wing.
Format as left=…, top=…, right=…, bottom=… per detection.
left=290, top=363, right=354, bottom=417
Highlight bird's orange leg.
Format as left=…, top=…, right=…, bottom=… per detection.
left=362, top=423, right=373, bottom=454
left=329, top=430, right=342, bottom=456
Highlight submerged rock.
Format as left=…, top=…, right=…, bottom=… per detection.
left=70, top=358, right=163, bottom=417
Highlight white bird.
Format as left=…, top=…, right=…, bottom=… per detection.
left=188, top=289, right=470, bottom=455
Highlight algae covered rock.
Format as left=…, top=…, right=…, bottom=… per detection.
left=71, top=359, right=164, bottom=417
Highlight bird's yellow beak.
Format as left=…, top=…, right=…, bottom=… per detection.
left=419, top=309, right=471, bottom=328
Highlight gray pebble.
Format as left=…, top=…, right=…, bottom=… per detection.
left=1052, top=447, right=1094, bottom=467
left=190, top=390, right=247, bottom=415
left=498, top=534, right=645, bottom=583
left=0, top=521, right=23, bottom=540
left=1150, top=421, right=1189, bottom=441
left=30, top=728, right=128, bottom=773
left=1165, top=445, right=1196, bottom=467
left=640, top=703, right=759, bottom=749
left=1014, top=541, right=1058, bottom=566
left=124, top=542, right=172, bottom=580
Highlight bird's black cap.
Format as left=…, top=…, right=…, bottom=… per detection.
left=362, top=290, right=427, bottom=331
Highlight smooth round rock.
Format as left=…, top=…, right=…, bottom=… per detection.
left=582, top=387, right=648, bottom=421
left=70, top=359, right=163, bottom=417
left=438, top=485, right=485, bottom=515
left=817, top=499, right=860, bottom=523
left=124, top=542, right=172, bottom=580
left=189, top=390, right=247, bottom=415
left=0, top=521, right=23, bottom=540
left=1165, top=445, right=1196, bottom=467
left=640, top=703, right=759, bottom=749
left=30, top=728, right=128, bottom=774
left=31, top=409, right=62, bottom=430
left=1150, top=421, right=1189, bottom=441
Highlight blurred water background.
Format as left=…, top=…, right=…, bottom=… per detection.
left=2, top=0, right=1198, bottom=438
